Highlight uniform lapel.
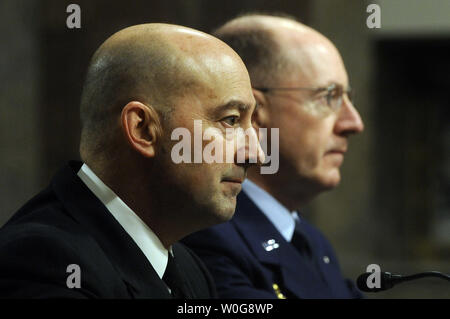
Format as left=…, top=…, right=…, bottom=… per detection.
left=277, top=225, right=330, bottom=298
left=52, top=161, right=171, bottom=298
left=232, top=192, right=330, bottom=298
left=232, top=192, right=283, bottom=267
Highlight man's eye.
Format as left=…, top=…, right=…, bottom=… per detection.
left=317, top=93, right=330, bottom=105
left=221, top=115, right=240, bottom=127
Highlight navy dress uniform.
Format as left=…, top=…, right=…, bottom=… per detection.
left=0, top=162, right=216, bottom=298
left=183, top=181, right=363, bottom=299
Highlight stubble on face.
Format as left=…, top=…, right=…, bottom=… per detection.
left=155, top=66, right=255, bottom=226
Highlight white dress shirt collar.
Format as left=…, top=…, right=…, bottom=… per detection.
left=242, top=179, right=300, bottom=242
left=77, top=163, right=169, bottom=279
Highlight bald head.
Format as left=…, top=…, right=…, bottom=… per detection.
left=80, top=23, right=244, bottom=162
left=214, top=14, right=340, bottom=87
left=217, top=15, right=364, bottom=208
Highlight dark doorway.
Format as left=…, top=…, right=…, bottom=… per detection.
left=374, top=38, right=450, bottom=259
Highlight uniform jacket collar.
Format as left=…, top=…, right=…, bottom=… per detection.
left=51, top=161, right=172, bottom=298
left=232, top=192, right=331, bottom=298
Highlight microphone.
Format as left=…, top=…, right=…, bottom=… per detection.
left=356, top=271, right=450, bottom=292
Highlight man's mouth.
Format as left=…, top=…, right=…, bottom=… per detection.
left=326, top=144, right=348, bottom=155
left=326, top=149, right=346, bottom=155
left=221, top=170, right=247, bottom=184
left=221, top=164, right=248, bottom=185
left=221, top=177, right=244, bottom=184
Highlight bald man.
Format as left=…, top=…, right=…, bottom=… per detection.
left=0, top=23, right=263, bottom=298
left=183, top=15, right=365, bottom=298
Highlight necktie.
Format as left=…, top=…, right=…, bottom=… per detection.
left=162, top=253, right=187, bottom=298
left=291, top=218, right=328, bottom=285
left=290, top=222, right=313, bottom=260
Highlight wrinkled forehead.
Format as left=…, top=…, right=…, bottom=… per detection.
left=162, top=52, right=254, bottom=124
left=148, top=38, right=252, bottom=107
left=182, top=52, right=244, bottom=82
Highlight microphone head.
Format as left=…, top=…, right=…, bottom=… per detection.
left=356, top=272, right=397, bottom=292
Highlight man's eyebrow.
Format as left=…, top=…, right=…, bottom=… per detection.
left=212, top=100, right=255, bottom=115
left=323, top=81, right=347, bottom=90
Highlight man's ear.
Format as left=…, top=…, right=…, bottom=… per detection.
left=121, top=101, right=162, bottom=158
left=252, top=88, right=270, bottom=130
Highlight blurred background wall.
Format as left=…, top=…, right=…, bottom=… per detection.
left=0, top=0, right=448, bottom=298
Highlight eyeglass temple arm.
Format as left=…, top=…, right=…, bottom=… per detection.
left=252, top=87, right=329, bottom=93
left=252, top=87, right=270, bottom=93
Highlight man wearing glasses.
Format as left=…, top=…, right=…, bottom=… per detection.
left=183, top=14, right=364, bottom=298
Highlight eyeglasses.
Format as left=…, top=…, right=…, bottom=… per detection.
left=253, top=83, right=353, bottom=111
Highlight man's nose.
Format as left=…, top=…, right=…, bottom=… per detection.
left=235, top=126, right=266, bottom=165
left=334, top=97, right=364, bottom=136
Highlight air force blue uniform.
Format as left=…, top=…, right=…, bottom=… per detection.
left=183, top=192, right=363, bottom=299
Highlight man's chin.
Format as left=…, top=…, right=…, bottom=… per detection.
left=320, top=169, right=341, bottom=190
left=197, top=196, right=237, bottom=226
left=214, top=196, right=237, bottom=222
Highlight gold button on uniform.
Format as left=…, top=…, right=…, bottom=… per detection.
left=272, top=283, right=286, bottom=299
